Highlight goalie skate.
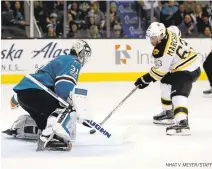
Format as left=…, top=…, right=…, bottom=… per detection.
left=153, top=110, right=175, bottom=125
left=36, top=135, right=72, bottom=151
left=166, top=120, right=191, bottom=136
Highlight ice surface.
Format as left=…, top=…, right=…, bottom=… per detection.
left=1, top=82, right=212, bottom=169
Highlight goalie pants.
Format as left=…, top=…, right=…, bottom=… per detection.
left=203, top=52, right=212, bottom=87
left=16, top=88, right=62, bottom=130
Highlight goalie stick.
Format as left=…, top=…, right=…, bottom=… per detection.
left=90, top=86, right=138, bottom=134
left=25, top=74, right=113, bottom=139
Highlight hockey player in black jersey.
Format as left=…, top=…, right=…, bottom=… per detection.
left=134, top=22, right=201, bottom=136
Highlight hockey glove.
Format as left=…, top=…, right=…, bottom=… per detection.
left=134, top=73, right=155, bottom=89
left=134, top=77, right=150, bottom=89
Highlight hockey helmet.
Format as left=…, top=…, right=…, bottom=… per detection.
left=71, top=40, right=92, bottom=66
left=146, top=22, right=166, bottom=46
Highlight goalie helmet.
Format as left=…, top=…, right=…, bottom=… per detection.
left=70, top=40, right=92, bottom=66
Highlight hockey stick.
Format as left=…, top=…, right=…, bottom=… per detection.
left=90, top=86, right=138, bottom=134
left=25, top=74, right=112, bottom=139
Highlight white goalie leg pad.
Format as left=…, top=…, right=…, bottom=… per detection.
left=53, top=110, right=77, bottom=143
left=41, top=115, right=55, bottom=137
left=160, top=82, right=172, bottom=111
left=10, top=114, right=41, bottom=139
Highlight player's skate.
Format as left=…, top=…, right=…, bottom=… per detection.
left=153, top=110, right=175, bottom=125
left=166, top=119, right=190, bottom=136
left=203, top=87, right=212, bottom=94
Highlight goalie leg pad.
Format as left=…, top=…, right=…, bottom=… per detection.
left=54, top=110, right=77, bottom=142
left=2, top=114, right=41, bottom=140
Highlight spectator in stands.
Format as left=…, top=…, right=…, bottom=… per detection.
left=77, top=2, right=89, bottom=21
left=88, top=1, right=105, bottom=27
left=34, top=1, right=46, bottom=32
left=194, top=4, right=204, bottom=33
left=199, top=26, right=212, bottom=38
left=43, top=24, right=57, bottom=38
left=202, top=12, right=211, bottom=29
left=13, top=1, right=27, bottom=26
left=210, top=16, right=212, bottom=28
left=78, top=1, right=90, bottom=17
left=14, top=1, right=21, bottom=11
left=1, top=1, right=28, bottom=38
left=139, top=0, right=160, bottom=29
left=47, top=13, right=58, bottom=31
left=110, top=2, right=121, bottom=26
left=110, top=2, right=117, bottom=16
left=161, top=0, right=178, bottom=27
left=173, top=3, right=187, bottom=26
left=2, top=1, right=14, bottom=26
left=88, top=15, right=95, bottom=28
left=179, top=14, right=198, bottom=37
left=203, top=1, right=212, bottom=16
left=69, top=2, right=77, bottom=20
left=184, top=0, right=196, bottom=14
left=2, top=1, right=26, bottom=26
left=89, top=25, right=102, bottom=38
left=111, top=24, right=123, bottom=38
left=65, top=13, right=74, bottom=35
left=67, top=23, right=81, bottom=38
left=46, top=12, right=62, bottom=36
left=110, top=13, right=117, bottom=29
left=55, top=0, right=64, bottom=20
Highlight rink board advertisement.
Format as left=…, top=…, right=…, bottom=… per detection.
left=1, top=39, right=212, bottom=84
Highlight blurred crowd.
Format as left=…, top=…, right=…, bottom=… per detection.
left=1, top=1, right=28, bottom=38
left=137, top=0, right=212, bottom=38
left=34, top=1, right=123, bottom=38
left=1, top=0, right=212, bottom=39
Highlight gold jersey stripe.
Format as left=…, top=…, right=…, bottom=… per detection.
left=175, top=58, right=198, bottom=71
left=163, top=30, right=171, bottom=56
left=171, top=55, right=197, bottom=72
left=149, top=71, right=162, bottom=81
left=171, top=52, right=197, bottom=71
left=152, top=67, right=166, bottom=76
left=150, top=68, right=164, bottom=78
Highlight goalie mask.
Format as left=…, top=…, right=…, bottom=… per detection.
left=70, top=40, right=92, bottom=66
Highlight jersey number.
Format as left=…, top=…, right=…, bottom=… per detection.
left=176, top=39, right=188, bottom=59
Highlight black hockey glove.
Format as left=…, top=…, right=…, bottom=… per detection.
left=134, top=77, right=150, bottom=89
left=134, top=73, right=155, bottom=89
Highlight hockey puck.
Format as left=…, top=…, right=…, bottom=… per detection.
left=89, top=129, right=96, bottom=134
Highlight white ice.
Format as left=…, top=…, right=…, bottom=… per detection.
left=1, top=82, right=212, bottom=169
